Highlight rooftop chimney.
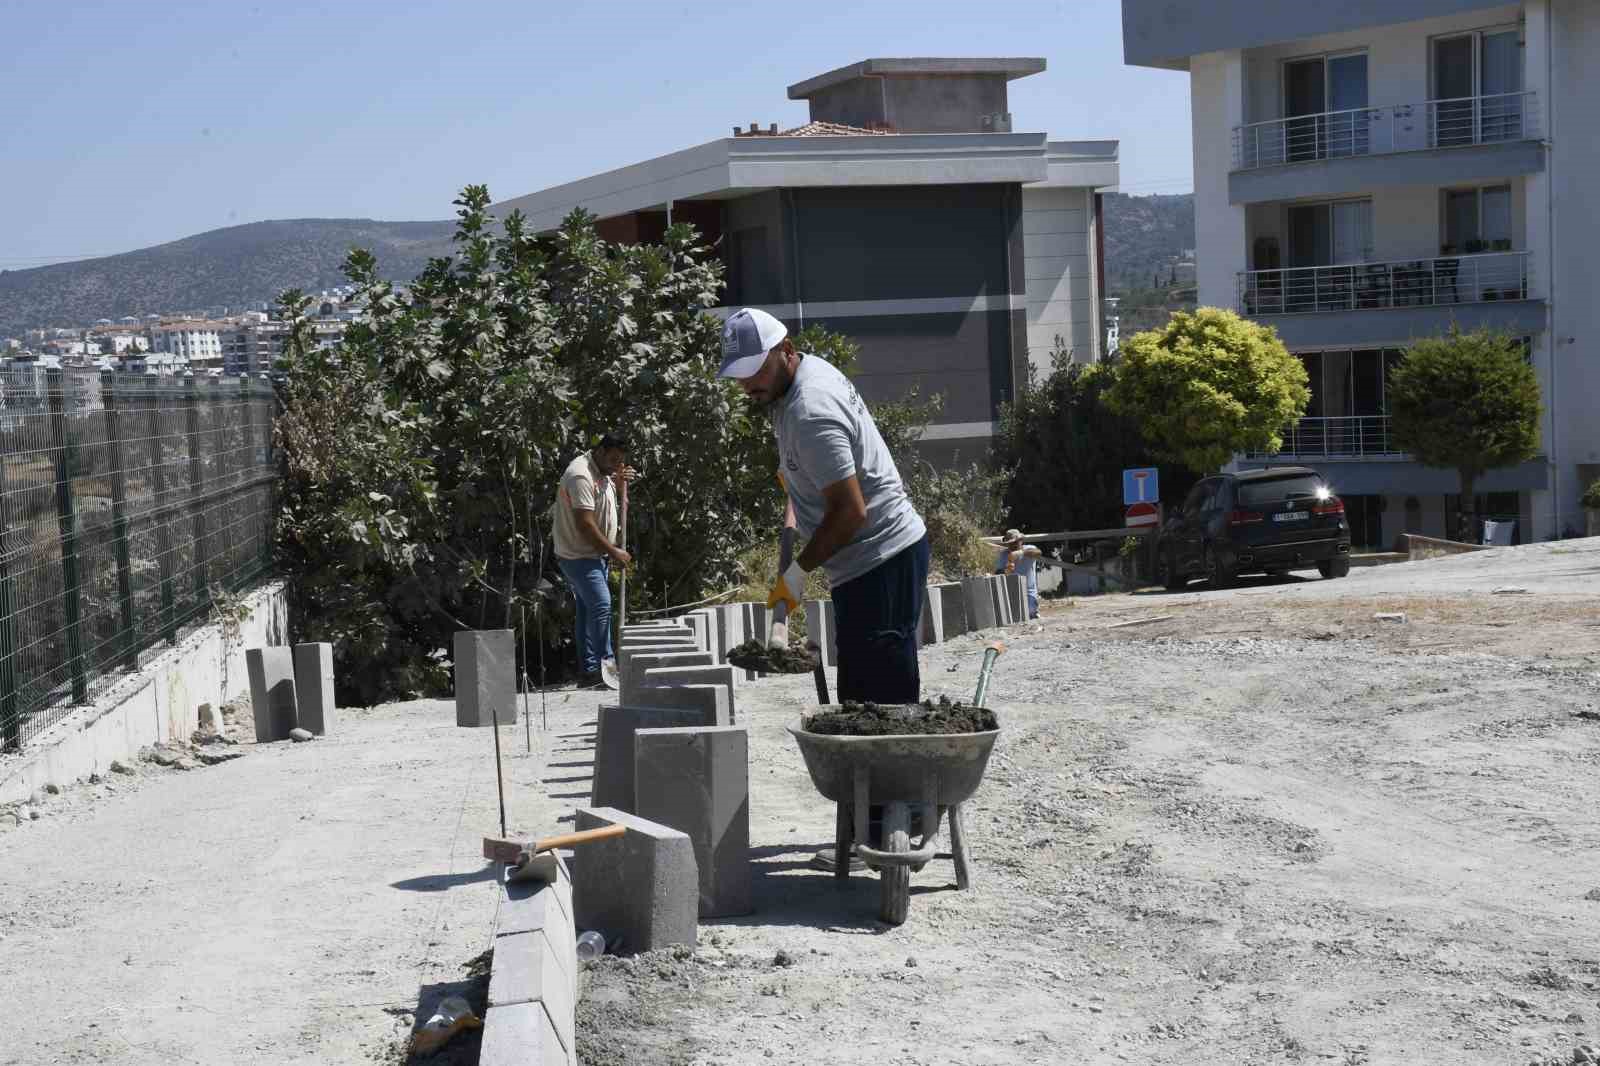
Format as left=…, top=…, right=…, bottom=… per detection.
left=786, top=57, right=1044, bottom=134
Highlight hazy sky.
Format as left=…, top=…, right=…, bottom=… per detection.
left=0, top=0, right=1192, bottom=268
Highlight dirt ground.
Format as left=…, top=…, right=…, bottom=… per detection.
left=3, top=541, right=1597, bottom=1065
left=0, top=698, right=553, bottom=1066
left=571, top=541, right=1600, bottom=1066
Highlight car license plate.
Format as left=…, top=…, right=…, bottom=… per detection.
left=1273, top=511, right=1308, bottom=522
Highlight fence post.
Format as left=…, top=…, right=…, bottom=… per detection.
left=237, top=376, right=261, bottom=582
left=185, top=376, right=209, bottom=604
left=47, top=369, right=88, bottom=705
left=0, top=449, right=20, bottom=752
left=101, top=372, right=138, bottom=669
left=148, top=381, right=178, bottom=644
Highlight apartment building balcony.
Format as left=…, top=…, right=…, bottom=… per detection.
left=1239, top=251, right=1545, bottom=347
left=1243, top=414, right=1548, bottom=495
left=1228, top=92, right=1542, bottom=204
left=1246, top=416, right=1402, bottom=461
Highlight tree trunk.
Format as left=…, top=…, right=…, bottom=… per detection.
left=1459, top=471, right=1477, bottom=544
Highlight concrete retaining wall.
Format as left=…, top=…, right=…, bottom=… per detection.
left=483, top=856, right=578, bottom=1066
left=0, top=580, right=289, bottom=806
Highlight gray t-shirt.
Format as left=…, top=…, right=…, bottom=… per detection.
left=775, top=355, right=926, bottom=587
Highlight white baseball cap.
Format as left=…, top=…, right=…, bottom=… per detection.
left=718, top=307, right=788, bottom=379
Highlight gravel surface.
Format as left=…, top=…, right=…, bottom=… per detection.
left=568, top=541, right=1600, bottom=1065
left=0, top=698, right=553, bottom=1065
left=5, top=541, right=1598, bottom=1065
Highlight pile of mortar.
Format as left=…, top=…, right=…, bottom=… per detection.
left=726, top=639, right=821, bottom=674
left=803, top=696, right=998, bottom=736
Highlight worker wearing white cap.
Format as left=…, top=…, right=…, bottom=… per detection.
left=718, top=308, right=929, bottom=704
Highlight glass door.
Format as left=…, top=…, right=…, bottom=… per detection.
left=1327, top=53, right=1370, bottom=157
left=1287, top=201, right=1371, bottom=311
left=1432, top=34, right=1476, bottom=147
left=1480, top=30, right=1522, bottom=140
left=1283, top=57, right=1326, bottom=162
left=1434, top=29, right=1523, bottom=146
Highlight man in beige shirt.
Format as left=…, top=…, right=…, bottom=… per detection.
left=553, top=433, right=633, bottom=687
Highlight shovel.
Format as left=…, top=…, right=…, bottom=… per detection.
left=767, top=501, right=798, bottom=649
left=599, top=474, right=629, bottom=692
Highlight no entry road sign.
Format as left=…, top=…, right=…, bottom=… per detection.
left=1125, top=501, right=1160, bottom=528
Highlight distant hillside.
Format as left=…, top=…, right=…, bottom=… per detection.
left=0, top=219, right=456, bottom=337
left=2, top=193, right=1195, bottom=339
left=1102, top=192, right=1195, bottom=295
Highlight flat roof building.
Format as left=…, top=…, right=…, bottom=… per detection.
left=495, top=58, right=1118, bottom=463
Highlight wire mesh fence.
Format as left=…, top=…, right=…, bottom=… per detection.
left=0, top=369, right=277, bottom=753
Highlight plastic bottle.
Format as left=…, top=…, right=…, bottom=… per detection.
left=576, top=930, right=605, bottom=961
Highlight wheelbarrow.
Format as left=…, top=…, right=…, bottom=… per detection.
left=787, top=714, right=1001, bottom=925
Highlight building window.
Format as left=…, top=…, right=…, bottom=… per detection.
left=1297, top=347, right=1402, bottom=418
left=1431, top=27, right=1523, bottom=146
left=1282, top=50, right=1369, bottom=161
left=1441, top=184, right=1512, bottom=254
left=1287, top=199, right=1373, bottom=268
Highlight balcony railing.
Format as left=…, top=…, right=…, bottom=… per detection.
left=1239, top=251, right=1530, bottom=316
left=1246, top=416, right=1404, bottom=460
left=1232, top=91, right=1538, bottom=170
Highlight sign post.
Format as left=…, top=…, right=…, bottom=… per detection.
left=1123, top=468, right=1161, bottom=581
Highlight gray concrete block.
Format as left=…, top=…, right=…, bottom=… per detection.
left=591, top=704, right=706, bottom=811
left=634, top=726, right=751, bottom=918
left=622, top=682, right=729, bottom=726
left=488, top=930, right=574, bottom=1054
left=802, top=599, right=837, bottom=666
left=711, top=603, right=760, bottom=680
left=499, top=871, right=567, bottom=942
left=712, top=604, right=746, bottom=661
left=245, top=647, right=297, bottom=742
left=936, top=581, right=967, bottom=637
left=678, top=612, right=711, bottom=654
left=620, top=650, right=714, bottom=705
left=480, top=1001, right=568, bottom=1066
left=961, top=576, right=998, bottom=631
left=574, top=807, right=697, bottom=955
left=1006, top=573, right=1027, bottom=623
left=291, top=642, right=334, bottom=735
left=989, top=575, right=1012, bottom=626
left=620, top=624, right=692, bottom=646
left=454, top=629, right=516, bottom=727
left=918, top=586, right=944, bottom=647
left=638, top=665, right=738, bottom=721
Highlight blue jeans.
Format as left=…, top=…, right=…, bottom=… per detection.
left=832, top=535, right=930, bottom=704
left=558, top=557, right=613, bottom=674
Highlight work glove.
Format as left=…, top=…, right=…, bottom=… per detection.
left=766, top=560, right=808, bottom=613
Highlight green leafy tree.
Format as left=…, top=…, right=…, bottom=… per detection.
left=1386, top=327, right=1541, bottom=542
left=275, top=186, right=779, bottom=704
left=994, top=342, right=1192, bottom=534
left=1582, top=479, right=1600, bottom=512
left=1104, top=307, right=1309, bottom=472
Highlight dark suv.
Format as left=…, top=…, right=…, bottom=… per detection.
left=1160, top=467, right=1352, bottom=589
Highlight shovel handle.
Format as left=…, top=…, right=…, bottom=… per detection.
left=971, top=641, right=1006, bottom=709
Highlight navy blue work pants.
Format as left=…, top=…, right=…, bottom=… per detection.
left=831, top=534, right=930, bottom=705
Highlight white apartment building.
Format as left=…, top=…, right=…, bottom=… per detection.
left=1124, top=0, right=1598, bottom=545
left=146, top=320, right=226, bottom=370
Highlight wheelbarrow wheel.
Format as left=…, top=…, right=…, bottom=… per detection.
left=878, top=802, right=911, bottom=925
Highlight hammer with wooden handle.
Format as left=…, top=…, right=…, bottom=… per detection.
left=483, top=823, right=626, bottom=864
